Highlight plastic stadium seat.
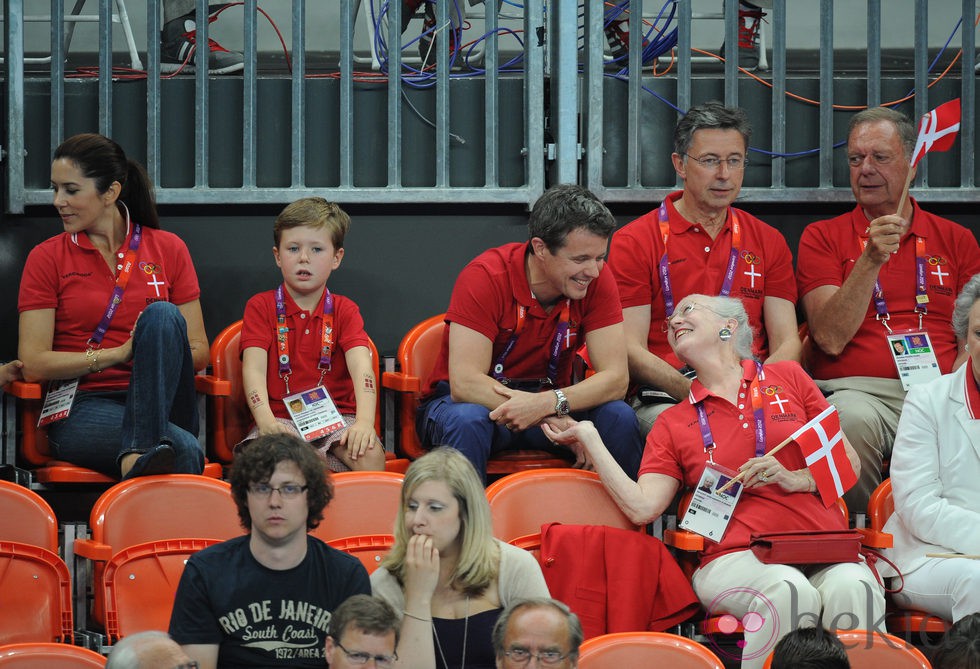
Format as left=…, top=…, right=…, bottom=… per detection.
left=327, top=534, right=396, bottom=574
left=311, top=470, right=404, bottom=542
left=485, top=468, right=640, bottom=557
left=381, top=314, right=571, bottom=475
left=863, top=479, right=951, bottom=637
left=0, top=480, right=59, bottom=550
left=578, top=631, right=725, bottom=669
left=0, top=481, right=73, bottom=644
left=761, top=630, right=931, bottom=669
left=5, top=380, right=222, bottom=484
left=74, top=474, right=244, bottom=640
left=0, top=642, right=105, bottom=668
left=198, top=320, right=408, bottom=471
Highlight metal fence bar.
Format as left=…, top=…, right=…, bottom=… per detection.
left=551, top=0, right=578, bottom=185
left=291, top=0, right=306, bottom=187
left=817, top=0, right=833, bottom=188
left=625, top=0, right=642, bottom=189
left=147, top=0, right=162, bottom=183
left=49, top=0, right=64, bottom=148
left=961, top=0, right=976, bottom=188
left=98, top=0, right=112, bottom=136
left=582, top=0, right=604, bottom=196
left=194, top=0, right=210, bottom=188
left=243, top=0, right=258, bottom=188
left=769, top=0, right=786, bottom=190
left=484, top=0, right=499, bottom=187
left=866, top=0, right=881, bottom=107
left=723, top=0, right=737, bottom=107
left=913, top=0, right=928, bottom=186
left=5, top=1, right=27, bottom=213
left=524, top=0, right=545, bottom=202
left=387, top=0, right=403, bottom=187
left=339, top=0, right=354, bottom=188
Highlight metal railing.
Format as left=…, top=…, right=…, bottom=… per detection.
left=3, top=0, right=978, bottom=213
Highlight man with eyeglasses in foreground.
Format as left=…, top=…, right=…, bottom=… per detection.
left=492, top=598, right=582, bottom=668
left=608, top=101, right=801, bottom=435
left=106, top=630, right=199, bottom=668
left=796, top=106, right=980, bottom=514
left=169, top=434, right=371, bottom=668
left=325, top=595, right=399, bottom=669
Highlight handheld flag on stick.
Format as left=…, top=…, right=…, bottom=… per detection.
left=897, top=98, right=961, bottom=214
left=789, top=405, right=857, bottom=508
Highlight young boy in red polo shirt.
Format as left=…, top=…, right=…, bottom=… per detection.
left=240, top=198, right=384, bottom=471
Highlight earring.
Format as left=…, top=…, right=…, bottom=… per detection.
left=719, top=327, right=732, bottom=341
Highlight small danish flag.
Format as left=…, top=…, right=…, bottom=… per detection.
left=910, top=99, right=960, bottom=168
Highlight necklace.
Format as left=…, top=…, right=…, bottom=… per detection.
left=432, top=594, right=469, bottom=669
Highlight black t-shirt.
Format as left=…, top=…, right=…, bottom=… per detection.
left=170, top=534, right=371, bottom=667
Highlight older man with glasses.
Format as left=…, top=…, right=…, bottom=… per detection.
left=169, top=434, right=371, bottom=668
left=106, top=630, right=199, bottom=669
left=608, top=101, right=801, bottom=435
left=325, top=595, right=400, bottom=669
left=492, top=598, right=583, bottom=669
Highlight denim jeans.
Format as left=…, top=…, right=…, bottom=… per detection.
left=417, top=381, right=643, bottom=482
left=48, top=301, right=204, bottom=477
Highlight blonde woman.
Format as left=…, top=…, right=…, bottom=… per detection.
left=371, top=448, right=549, bottom=669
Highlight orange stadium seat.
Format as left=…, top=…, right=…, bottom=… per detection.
left=198, top=319, right=408, bottom=471
left=578, top=631, right=725, bottom=669
left=5, top=380, right=222, bottom=484
left=74, top=474, right=244, bottom=641
left=862, top=479, right=951, bottom=638
left=0, top=643, right=105, bottom=668
left=485, top=468, right=640, bottom=558
left=761, top=630, right=931, bottom=669
left=381, top=314, right=571, bottom=475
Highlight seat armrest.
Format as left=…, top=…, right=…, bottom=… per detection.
left=195, top=375, right=231, bottom=396
left=75, top=538, right=113, bottom=562
left=663, top=528, right=705, bottom=552
left=6, top=380, right=43, bottom=400
left=381, top=371, right=421, bottom=393
left=856, top=527, right=894, bottom=549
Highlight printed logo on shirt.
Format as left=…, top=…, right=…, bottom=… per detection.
left=738, top=249, right=764, bottom=299
left=927, top=255, right=953, bottom=296
left=61, top=271, right=93, bottom=279
left=140, top=260, right=168, bottom=301
left=219, top=598, right=330, bottom=661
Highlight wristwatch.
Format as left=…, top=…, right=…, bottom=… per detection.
left=554, top=388, right=570, bottom=416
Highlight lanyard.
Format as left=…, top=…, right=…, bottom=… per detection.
left=491, top=299, right=571, bottom=385
left=275, top=285, right=334, bottom=394
left=860, top=233, right=928, bottom=333
left=88, top=220, right=142, bottom=349
left=658, top=201, right=742, bottom=316
left=693, top=362, right=766, bottom=464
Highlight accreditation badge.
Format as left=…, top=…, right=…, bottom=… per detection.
left=679, top=464, right=744, bottom=543
left=887, top=331, right=941, bottom=391
left=38, top=378, right=78, bottom=426
left=284, top=385, right=345, bottom=442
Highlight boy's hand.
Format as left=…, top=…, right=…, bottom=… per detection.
left=256, top=418, right=293, bottom=437
left=340, top=419, right=379, bottom=461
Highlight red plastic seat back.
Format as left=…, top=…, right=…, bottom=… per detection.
left=579, top=631, right=725, bottom=669
left=311, top=471, right=404, bottom=542
left=0, top=643, right=105, bottom=668
left=0, top=542, right=72, bottom=644
left=0, top=480, right=59, bottom=551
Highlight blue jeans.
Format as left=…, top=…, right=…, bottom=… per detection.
left=48, top=302, right=204, bottom=477
left=417, top=382, right=643, bottom=482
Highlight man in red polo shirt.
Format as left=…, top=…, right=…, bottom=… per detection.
left=797, top=106, right=980, bottom=512
left=608, top=102, right=801, bottom=435
left=417, top=184, right=643, bottom=481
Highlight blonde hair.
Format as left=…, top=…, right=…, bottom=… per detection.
left=381, top=448, right=499, bottom=596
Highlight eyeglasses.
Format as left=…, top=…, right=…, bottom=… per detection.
left=503, top=648, right=573, bottom=666
left=174, top=662, right=199, bottom=669
left=247, top=483, right=308, bottom=498
left=684, top=153, right=748, bottom=170
left=847, top=152, right=897, bottom=167
left=661, top=302, right=704, bottom=332
left=335, top=640, right=398, bottom=668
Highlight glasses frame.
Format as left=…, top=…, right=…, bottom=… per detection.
left=503, top=648, right=573, bottom=666
left=246, top=483, right=309, bottom=498
left=684, top=153, right=748, bottom=170
left=334, top=639, right=398, bottom=667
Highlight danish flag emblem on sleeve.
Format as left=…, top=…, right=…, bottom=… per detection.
left=910, top=98, right=961, bottom=168
left=789, top=405, right=858, bottom=508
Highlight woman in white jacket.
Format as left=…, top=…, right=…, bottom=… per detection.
left=885, top=272, right=980, bottom=622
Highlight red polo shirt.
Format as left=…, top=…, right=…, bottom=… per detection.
left=241, top=288, right=369, bottom=418
left=640, top=360, right=846, bottom=564
left=609, top=191, right=797, bottom=369
left=797, top=201, right=980, bottom=380
left=18, top=224, right=201, bottom=392
left=425, top=242, right=624, bottom=397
